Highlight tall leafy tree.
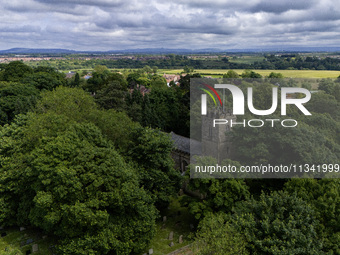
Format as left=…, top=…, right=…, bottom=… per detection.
left=0, top=87, right=159, bottom=254
left=32, top=86, right=139, bottom=151
left=94, top=80, right=127, bottom=111
left=194, top=213, right=248, bottom=255
left=186, top=157, right=249, bottom=220
left=150, top=76, right=167, bottom=89
left=232, top=191, right=323, bottom=254
left=22, top=71, right=66, bottom=90
left=285, top=179, right=340, bottom=253
left=148, top=86, right=180, bottom=132
left=125, top=127, right=182, bottom=208
left=231, top=120, right=340, bottom=166
left=141, top=94, right=159, bottom=127
left=1, top=61, right=33, bottom=82
left=223, top=70, right=239, bottom=78
left=0, top=82, right=39, bottom=125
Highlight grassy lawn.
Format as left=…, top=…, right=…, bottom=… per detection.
left=0, top=227, right=55, bottom=255
left=158, top=69, right=340, bottom=78
left=0, top=196, right=195, bottom=255
left=142, top=196, right=196, bottom=255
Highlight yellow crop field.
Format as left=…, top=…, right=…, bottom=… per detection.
left=159, top=69, right=340, bottom=79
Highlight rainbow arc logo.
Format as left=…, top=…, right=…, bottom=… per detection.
left=199, top=84, right=223, bottom=107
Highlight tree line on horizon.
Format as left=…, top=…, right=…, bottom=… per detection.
left=16, top=53, right=340, bottom=71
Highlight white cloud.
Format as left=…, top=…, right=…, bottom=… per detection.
left=0, top=0, right=339, bottom=50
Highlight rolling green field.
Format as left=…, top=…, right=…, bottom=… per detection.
left=64, top=67, right=340, bottom=79
left=228, top=55, right=265, bottom=64
left=159, top=69, right=340, bottom=78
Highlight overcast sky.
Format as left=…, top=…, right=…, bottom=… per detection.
left=1, top=0, right=340, bottom=51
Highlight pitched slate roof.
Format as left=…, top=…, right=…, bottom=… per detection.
left=170, top=132, right=201, bottom=155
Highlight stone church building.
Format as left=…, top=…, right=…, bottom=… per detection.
left=171, top=109, right=236, bottom=172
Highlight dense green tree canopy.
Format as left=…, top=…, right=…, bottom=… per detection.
left=0, top=59, right=339, bottom=254
left=0, top=82, right=39, bottom=125
left=232, top=191, right=323, bottom=254
left=194, top=213, right=248, bottom=255
left=0, top=116, right=157, bottom=254
left=223, top=70, right=239, bottom=78
left=0, top=86, right=183, bottom=254
left=186, top=157, right=249, bottom=220
left=241, top=70, right=262, bottom=78
left=22, top=71, right=66, bottom=90
left=285, top=179, right=340, bottom=253
left=150, top=76, right=167, bottom=89
left=125, top=127, right=181, bottom=208
left=268, top=72, right=284, bottom=78
left=231, top=121, right=340, bottom=166
left=1, top=61, right=33, bottom=82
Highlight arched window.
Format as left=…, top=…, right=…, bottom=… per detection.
left=181, top=160, right=188, bottom=173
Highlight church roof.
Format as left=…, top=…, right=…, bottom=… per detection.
left=170, top=132, right=201, bottom=155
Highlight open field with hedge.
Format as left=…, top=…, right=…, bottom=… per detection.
left=159, top=69, right=340, bottom=78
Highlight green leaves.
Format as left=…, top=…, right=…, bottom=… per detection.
left=126, top=127, right=181, bottom=208
left=232, top=191, right=323, bottom=254
left=0, top=82, right=39, bottom=125
left=0, top=88, right=160, bottom=254
left=187, top=157, right=249, bottom=220
left=1, top=61, right=33, bottom=82
left=285, top=179, right=340, bottom=253
left=194, top=212, right=249, bottom=255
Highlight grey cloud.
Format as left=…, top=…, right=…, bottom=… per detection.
left=174, top=0, right=250, bottom=11
left=173, top=0, right=315, bottom=14
left=0, top=0, right=340, bottom=50
left=287, top=22, right=339, bottom=33
left=250, top=0, right=315, bottom=14
left=0, top=25, right=41, bottom=33
left=94, top=6, right=239, bottom=33
left=4, top=1, right=92, bottom=16
left=95, top=13, right=153, bottom=29
left=33, top=0, right=126, bottom=8
left=269, top=10, right=340, bottom=25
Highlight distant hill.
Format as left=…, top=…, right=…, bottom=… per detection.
left=1, top=47, right=340, bottom=55
left=0, top=47, right=222, bottom=54
left=0, top=48, right=77, bottom=54
left=106, top=48, right=223, bottom=54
